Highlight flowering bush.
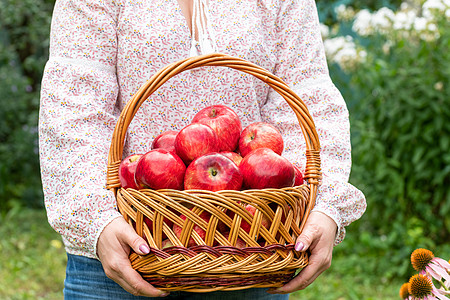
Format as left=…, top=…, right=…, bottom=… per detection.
left=322, top=0, right=450, bottom=278
left=400, top=249, right=450, bottom=299
left=317, top=0, right=402, bottom=26
left=323, top=0, right=449, bottom=71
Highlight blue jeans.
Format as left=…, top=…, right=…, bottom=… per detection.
left=64, top=254, right=289, bottom=300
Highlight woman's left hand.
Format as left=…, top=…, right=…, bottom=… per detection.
left=267, top=211, right=338, bottom=294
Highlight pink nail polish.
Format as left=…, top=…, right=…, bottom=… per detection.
left=295, top=241, right=304, bottom=251
left=139, top=244, right=150, bottom=254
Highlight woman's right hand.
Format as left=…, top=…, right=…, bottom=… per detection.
left=97, top=217, right=169, bottom=297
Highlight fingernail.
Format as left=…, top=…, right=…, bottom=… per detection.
left=295, top=241, right=304, bottom=251
left=139, top=244, right=150, bottom=255
left=160, top=291, right=170, bottom=297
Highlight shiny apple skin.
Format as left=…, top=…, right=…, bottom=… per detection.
left=118, top=154, right=143, bottom=189
left=135, top=149, right=186, bottom=190
left=175, top=123, right=220, bottom=165
left=151, top=130, right=178, bottom=153
left=239, top=122, right=284, bottom=157
left=184, top=153, right=243, bottom=191
left=293, top=164, right=304, bottom=186
left=219, top=151, right=243, bottom=167
left=192, top=105, right=242, bottom=152
left=239, top=148, right=294, bottom=189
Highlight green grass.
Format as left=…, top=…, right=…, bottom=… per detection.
left=0, top=207, right=66, bottom=300
left=290, top=258, right=403, bottom=300
left=0, top=208, right=403, bottom=300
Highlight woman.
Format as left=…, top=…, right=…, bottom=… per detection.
left=39, top=0, right=366, bottom=298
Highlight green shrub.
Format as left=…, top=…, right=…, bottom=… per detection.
left=324, top=1, right=450, bottom=278
left=0, top=0, right=54, bottom=211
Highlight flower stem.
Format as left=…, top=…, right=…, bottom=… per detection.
left=439, top=279, right=449, bottom=291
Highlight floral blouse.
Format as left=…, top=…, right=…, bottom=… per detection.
left=39, top=0, right=366, bottom=259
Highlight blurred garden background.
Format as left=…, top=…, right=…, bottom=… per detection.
left=0, top=0, right=449, bottom=299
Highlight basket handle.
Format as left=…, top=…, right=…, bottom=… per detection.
left=106, top=53, right=321, bottom=232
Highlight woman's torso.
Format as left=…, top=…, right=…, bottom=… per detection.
left=112, top=0, right=283, bottom=155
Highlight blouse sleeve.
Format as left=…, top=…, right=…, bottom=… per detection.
left=39, top=0, right=122, bottom=258
left=260, top=0, right=366, bottom=244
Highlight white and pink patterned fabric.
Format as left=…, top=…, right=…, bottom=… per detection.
left=39, top=0, right=366, bottom=259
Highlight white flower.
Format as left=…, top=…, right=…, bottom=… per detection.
left=434, top=81, right=444, bottom=91
left=392, top=10, right=416, bottom=31
left=334, top=46, right=357, bottom=63
left=335, top=4, right=355, bottom=22
left=427, top=23, right=438, bottom=31
left=324, top=36, right=345, bottom=56
left=423, top=0, right=449, bottom=19
left=423, top=0, right=447, bottom=12
left=417, top=21, right=440, bottom=41
left=323, top=36, right=354, bottom=57
left=323, top=35, right=365, bottom=71
left=320, top=23, right=330, bottom=39
left=335, top=4, right=347, bottom=19
left=372, top=7, right=395, bottom=27
left=352, top=9, right=374, bottom=36
left=400, top=2, right=410, bottom=10
left=359, top=49, right=367, bottom=60
left=414, top=17, right=428, bottom=31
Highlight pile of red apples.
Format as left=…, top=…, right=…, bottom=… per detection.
left=119, top=104, right=304, bottom=192
left=118, top=105, right=304, bottom=248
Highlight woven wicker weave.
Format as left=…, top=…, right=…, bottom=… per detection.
left=106, top=53, right=321, bottom=292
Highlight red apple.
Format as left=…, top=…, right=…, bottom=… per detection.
left=238, top=122, right=284, bottom=157
left=184, top=153, right=243, bottom=191
left=173, top=210, right=211, bottom=247
left=192, top=105, right=242, bottom=152
left=118, top=154, right=142, bottom=189
left=220, top=151, right=243, bottom=167
left=240, top=204, right=271, bottom=234
left=239, top=148, right=295, bottom=189
left=151, top=130, right=178, bottom=153
left=293, top=164, right=304, bottom=186
left=135, top=149, right=186, bottom=190
left=175, top=123, right=220, bottom=165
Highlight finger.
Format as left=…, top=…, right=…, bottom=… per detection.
left=107, top=260, right=169, bottom=297
left=98, top=218, right=165, bottom=297
left=285, top=256, right=330, bottom=292
left=117, top=220, right=150, bottom=256
left=294, top=223, right=320, bottom=252
left=268, top=252, right=331, bottom=294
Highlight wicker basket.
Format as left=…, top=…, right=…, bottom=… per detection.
left=106, top=53, right=321, bottom=292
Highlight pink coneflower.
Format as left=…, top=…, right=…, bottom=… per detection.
left=411, top=249, right=450, bottom=284
left=400, top=282, right=412, bottom=299
left=408, top=274, right=449, bottom=300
